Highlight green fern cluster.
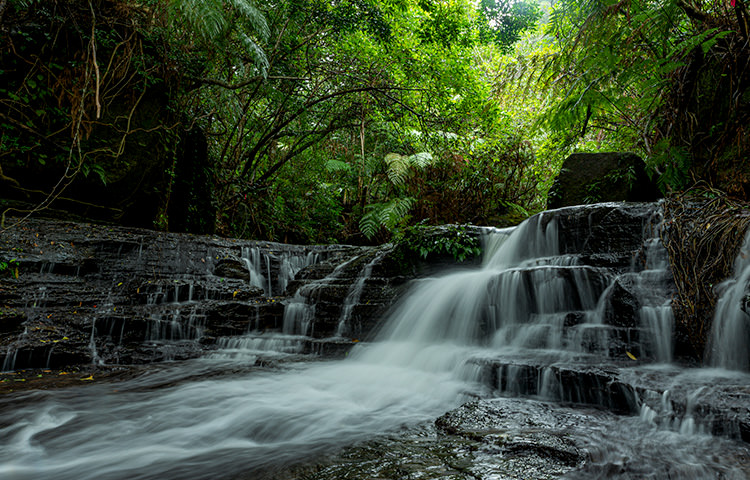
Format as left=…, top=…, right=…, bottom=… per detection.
left=359, top=197, right=414, bottom=240
left=359, top=151, right=434, bottom=239
left=171, top=0, right=269, bottom=74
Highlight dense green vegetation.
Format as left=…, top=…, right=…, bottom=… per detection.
left=1, top=0, right=748, bottom=243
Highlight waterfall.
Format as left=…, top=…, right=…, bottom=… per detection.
left=278, top=251, right=319, bottom=295
left=634, top=208, right=675, bottom=363
left=241, top=247, right=321, bottom=297
left=241, top=246, right=270, bottom=295
left=336, top=249, right=388, bottom=337
left=282, top=255, right=361, bottom=337
left=5, top=205, right=750, bottom=480
left=358, top=212, right=613, bottom=360
left=707, top=227, right=750, bottom=371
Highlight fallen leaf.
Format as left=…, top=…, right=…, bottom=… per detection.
left=626, top=351, right=637, bottom=361
left=80, top=375, right=94, bottom=381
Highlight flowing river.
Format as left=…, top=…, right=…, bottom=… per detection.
left=1, top=206, right=749, bottom=479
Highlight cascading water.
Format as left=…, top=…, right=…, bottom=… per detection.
left=335, top=249, right=388, bottom=337
left=241, top=247, right=320, bottom=297
left=1, top=204, right=749, bottom=480
left=633, top=208, right=675, bottom=363
left=281, top=254, right=361, bottom=337
left=708, top=227, right=750, bottom=371
left=241, top=246, right=271, bottom=295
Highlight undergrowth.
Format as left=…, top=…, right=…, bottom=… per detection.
left=660, top=187, right=750, bottom=357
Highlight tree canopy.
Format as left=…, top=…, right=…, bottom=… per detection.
left=1, top=0, right=747, bottom=242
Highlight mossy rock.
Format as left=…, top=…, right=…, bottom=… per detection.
left=547, top=152, right=661, bottom=209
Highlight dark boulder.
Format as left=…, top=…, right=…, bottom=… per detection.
left=547, top=152, right=661, bottom=209
left=603, top=278, right=640, bottom=328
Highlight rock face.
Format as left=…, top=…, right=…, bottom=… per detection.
left=0, top=218, right=413, bottom=370
left=547, top=152, right=661, bottom=209
left=0, top=202, right=675, bottom=372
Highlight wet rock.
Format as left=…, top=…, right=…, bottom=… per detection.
left=0, top=307, right=25, bottom=334
left=603, top=277, right=640, bottom=328
left=550, top=203, right=657, bottom=265
left=0, top=218, right=414, bottom=370
left=214, top=259, right=250, bottom=281
left=436, top=400, right=584, bottom=469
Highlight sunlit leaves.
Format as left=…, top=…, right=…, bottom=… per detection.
left=384, top=152, right=433, bottom=186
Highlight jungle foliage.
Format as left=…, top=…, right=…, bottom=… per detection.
left=0, top=0, right=748, bottom=244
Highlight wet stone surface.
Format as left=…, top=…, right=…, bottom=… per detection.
left=0, top=217, right=413, bottom=371
left=284, top=397, right=750, bottom=480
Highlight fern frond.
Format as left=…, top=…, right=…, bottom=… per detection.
left=359, top=207, right=381, bottom=239
left=173, top=0, right=226, bottom=42
left=239, top=32, right=269, bottom=76
left=359, top=197, right=414, bottom=239
left=377, top=197, right=414, bottom=230
left=384, top=153, right=409, bottom=186
left=325, top=159, right=352, bottom=173
left=229, top=0, right=270, bottom=41
left=406, top=152, right=434, bottom=168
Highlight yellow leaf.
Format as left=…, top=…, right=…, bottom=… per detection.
left=117, top=282, right=123, bottom=287
left=233, top=291, right=238, bottom=298
left=80, top=375, right=94, bottom=381
left=62, top=336, right=69, bottom=340
left=626, top=351, right=637, bottom=360
left=59, top=372, right=69, bottom=375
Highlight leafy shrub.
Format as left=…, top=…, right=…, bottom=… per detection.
left=394, top=223, right=481, bottom=262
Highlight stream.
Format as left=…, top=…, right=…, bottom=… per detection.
left=1, top=205, right=750, bottom=479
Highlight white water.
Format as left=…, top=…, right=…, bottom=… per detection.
left=635, top=210, right=675, bottom=363
left=708, top=227, right=750, bottom=370
left=1, top=208, right=748, bottom=479
left=241, top=247, right=320, bottom=296
left=336, top=249, right=387, bottom=337
left=282, top=254, right=361, bottom=337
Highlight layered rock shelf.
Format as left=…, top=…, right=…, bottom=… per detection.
left=0, top=218, right=408, bottom=370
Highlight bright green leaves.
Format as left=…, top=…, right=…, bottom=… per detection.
left=477, top=0, right=542, bottom=51
left=541, top=0, right=749, bottom=194
left=384, top=152, right=434, bottom=186
left=359, top=151, right=434, bottom=239
left=360, top=197, right=415, bottom=239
